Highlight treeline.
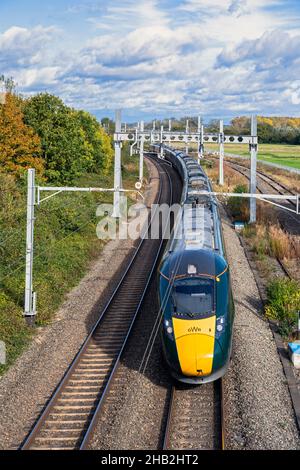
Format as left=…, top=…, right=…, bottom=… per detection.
left=0, top=78, right=113, bottom=183
left=144, top=115, right=300, bottom=145
left=226, top=116, right=300, bottom=145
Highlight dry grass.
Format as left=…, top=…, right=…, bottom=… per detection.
left=260, top=168, right=300, bottom=193
left=204, top=154, right=300, bottom=263
left=244, top=222, right=300, bottom=261
left=224, top=156, right=300, bottom=193
left=205, top=160, right=248, bottom=193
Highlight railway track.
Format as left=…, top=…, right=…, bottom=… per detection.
left=226, top=160, right=298, bottom=208
left=21, top=157, right=173, bottom=451
left=163, top=380, right=224, bottom=450
left=217, top=159, right=300, bottom=234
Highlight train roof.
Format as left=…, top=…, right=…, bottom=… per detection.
left=163, top=147, right=224, bottom=257
left=160, top=248, right=227, bottom=281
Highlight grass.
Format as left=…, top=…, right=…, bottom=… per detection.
left=204, top=143, right=300, bottom=170
left=205, top=156, right=300, bottom=338
left=0, top=146, right=144, bottom=374
left=265, top=278, right=300, bottom=338
left=243, top=221, right=300, bottom=261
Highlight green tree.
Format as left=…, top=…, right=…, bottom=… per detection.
left=101, top=117, right=115, bottom=135
left=77, top=111, right=113, bottom=174
left=23, top=93, right=91, bottom=183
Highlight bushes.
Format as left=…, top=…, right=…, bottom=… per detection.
left=0, top=292, right=32, bottom=374
left=227, top=184, right=249, bottom=221
left=265, top=278, right=300, bottom=337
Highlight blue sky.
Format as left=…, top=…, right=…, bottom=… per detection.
left=1, top=0, right=300, bottom=122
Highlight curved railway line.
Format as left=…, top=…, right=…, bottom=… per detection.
left=21, top=157, right=174, bottom=451
left=163, top=380, right=224, bottom=450
left=212, top=158, right=300, bottom=234
left=226, top=160, right=298, bottom=207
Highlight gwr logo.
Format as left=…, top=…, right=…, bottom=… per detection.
left=188, top=326, right=202, bottom=333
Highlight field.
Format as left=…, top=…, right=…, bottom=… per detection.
left=204, top=143, right=300, bottom=170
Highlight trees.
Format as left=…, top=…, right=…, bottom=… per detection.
left=226, top=116, right=300, bottom=144
left=23, top=94, right=113, bottom=183
left=76, top=111, right=113, bottom=175
left=0, top=93, right=43, bottom=176
left=101, top=117, right=115, bottom=135
left=23, top=93, right=91, bottom=183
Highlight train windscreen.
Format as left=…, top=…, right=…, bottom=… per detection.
left=171, top=278, right=215, bottom=319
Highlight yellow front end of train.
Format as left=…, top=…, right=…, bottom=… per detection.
left=173, top=316, right=216, bottom=377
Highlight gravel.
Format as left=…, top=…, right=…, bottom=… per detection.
left=2, top=156, right=298, bottom=451
left=221, top=211, right=300, bottom=450
left=88, top=280, right=172, bottom=450
left=90, top=186, right=300, bottom=450
left=0, top=159, right=159, bottom=450
left=88, top=164, right=183, bottom=451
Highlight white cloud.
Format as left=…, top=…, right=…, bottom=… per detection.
left=0, top=25, right=58, bottom=67
left=13, top=67, right=61, bottom=88
left=1, top=1, right=300, bottom=118
left=218, top=30, right=300, bottom=66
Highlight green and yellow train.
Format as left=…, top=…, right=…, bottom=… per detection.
left=157, top=146, right=234, bottom=384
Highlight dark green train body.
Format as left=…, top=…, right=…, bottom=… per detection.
left=156, top=146, right=234, bottom=384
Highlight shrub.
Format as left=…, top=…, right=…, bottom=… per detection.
left=265, top=278, right=300, bottom=337
left=227, top=184, right=249, bottom=221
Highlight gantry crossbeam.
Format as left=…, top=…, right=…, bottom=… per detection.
left=114, top=130, right=257, bottom=146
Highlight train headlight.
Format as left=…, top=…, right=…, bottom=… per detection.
left=164, top=319, right=174, bottom=340
left=216, top=316, right=225, bottom=338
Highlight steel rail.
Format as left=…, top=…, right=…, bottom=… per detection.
left=79, top=161, right=173, bottom=450
left=163, top=379, right=224, bottom=450
left=226, top=160, right=297, bottom=208
left=21, top=157, right=173, bottom=451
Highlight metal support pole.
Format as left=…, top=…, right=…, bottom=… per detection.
left=24, top=169, right=36, bottom=322
left=169, top=119, right=171, bottom=144
left=113, top=110, right=122, bottom=218
left=199, top=125, right=204, bottom=161
left=219, top=120, right=224, bottom=186
left=139, top=120, right=144, bottom=182
left=197, top=117, right=202, bottom=162
left=249, top=115, right=258, bottom=223
left=160, top=125, right=164, bottom=158
left=185, top=119, right=189, bottom=154
left=130, top=128, right=138, bottom=156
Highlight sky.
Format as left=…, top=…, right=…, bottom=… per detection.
left=0, top=0, right=300, bottom=122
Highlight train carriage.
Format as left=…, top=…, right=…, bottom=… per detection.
left=156, top=146, right=234, bottom=384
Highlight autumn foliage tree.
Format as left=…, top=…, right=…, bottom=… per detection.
left=227, top=116, right=300, bottom=144
left=0, top=93, right=43, bottom=177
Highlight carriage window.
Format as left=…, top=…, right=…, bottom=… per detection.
left=172, top=278, right=215, bottom=318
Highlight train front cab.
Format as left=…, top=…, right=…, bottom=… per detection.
left=159, top=250, right=234, bottom=384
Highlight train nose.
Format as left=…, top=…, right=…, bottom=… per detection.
left=172, top=316, right=216, bottom=378
left=176, top=334, right=215, bottom=377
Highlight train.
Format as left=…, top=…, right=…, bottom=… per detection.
left=155, top=145, right=234, bottom=384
